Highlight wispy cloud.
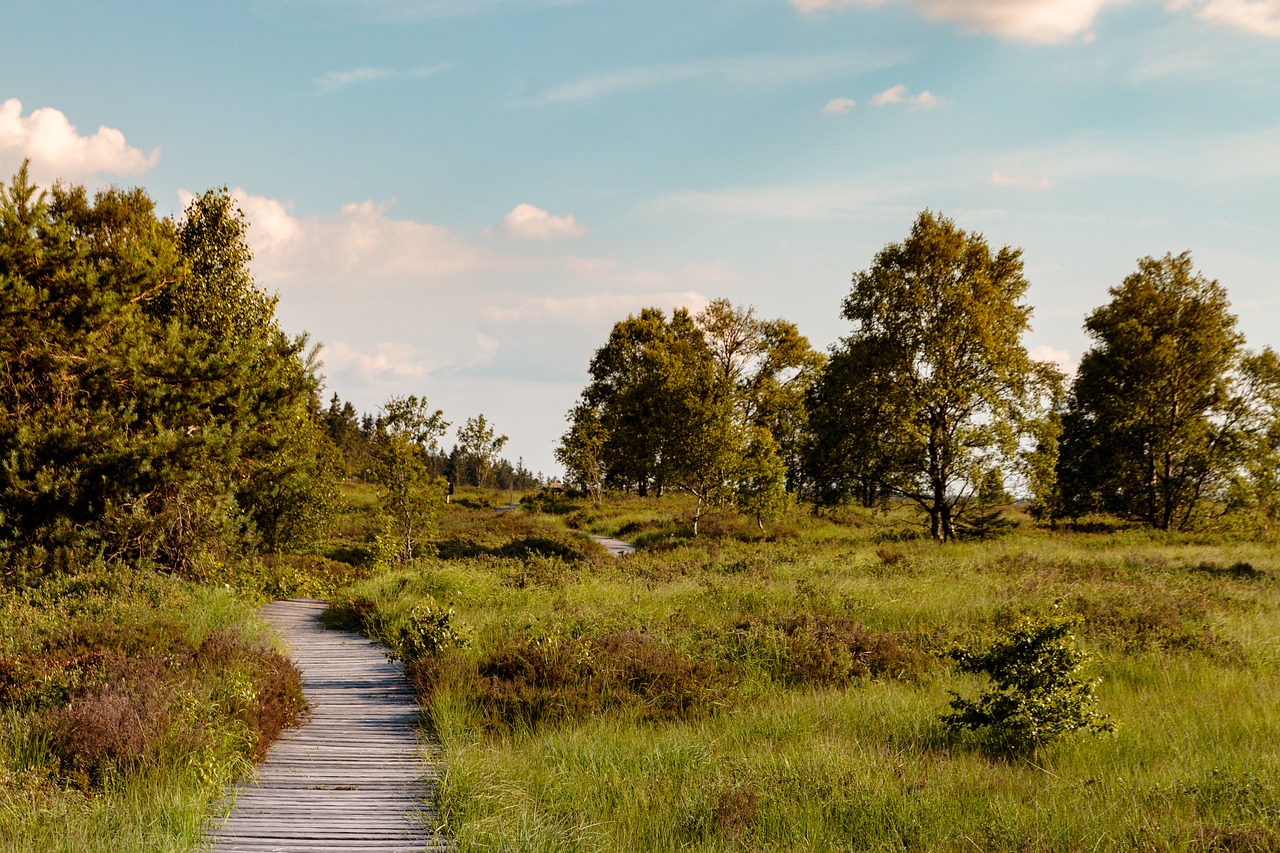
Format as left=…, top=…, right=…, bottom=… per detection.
left=320, top=340, right=432, bottom=384
left=822, top=97, right=858, bottom=114
left=870, top=84, right=943, bottom=107
left=790, top=0, right=1121, bottom=41
left=791, top=0, right=1280, bottom=41
left=1196, top=0, right=1280, bottom=36
left=540, top=51, right=910, bottom=103
left=909, top=0, right=1120, bottom=43
left=314, top=62, right=453, bottom=92
left=0, top=99, right=159, bottom=183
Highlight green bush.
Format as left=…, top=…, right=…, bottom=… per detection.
left=382, top=601, right=471, bottom=662
left=942, top=612, right=1114, bottom=755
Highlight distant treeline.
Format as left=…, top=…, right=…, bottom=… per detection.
left=4, top=164, right=1276, bottom=578
left=558, top=211, right=1280, bottom=540
left=319, top=394, right=541, bottom=491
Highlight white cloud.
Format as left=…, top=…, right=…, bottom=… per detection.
left=909, top=0, right=1120, bottom=42
left=314, top=62, right=452, bottom=92
left=792, top=0, right=1280, bottom=40
left=0, top=99, right=159, bottom=183
left=991, top=170, right=1055, bottom=189
left=1197, top=0, right=1280, bottom=36
left=791, top=0, right=1123, bottom=42
left=1029, top=345, right=1077, bottom=376
left=823, top=97, right=858, bottom=114
left=319, top=340, right=432, bottom=384
left=486, top=203, right=587, bottom=240
left=232, top=191, right=495, bottom=282
left=870, top=84, right=943, bottom=107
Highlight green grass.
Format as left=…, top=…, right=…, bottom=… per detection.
left=335, top=494, right=1280, bottom=852
left=7, top=486, right=1278, bottom=852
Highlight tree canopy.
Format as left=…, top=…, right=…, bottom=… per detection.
left=559, top=301, right=814, bottom=533
left=0, top=165, right=337, bottom=575
left=1056, top=252, right=1279, bottom=530
left=805, top=211, right=1059, bottom=541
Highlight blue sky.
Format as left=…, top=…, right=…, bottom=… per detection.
left=4, top=0, right=1278, bottom=475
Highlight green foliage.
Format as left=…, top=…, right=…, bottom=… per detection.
left=554, top=401, right=606, bottom=504
left=316, top=490, right=1280, bottom=851
left=382, top=600, right=471, bottom=662
left=806, top=210, right=1062, bottom=541
left=943, top=613, right=1114, bottom=755
left=1, top=569, right=305, bottom=850
left=455, top=413, right=508, bottom=489
left=367, top=395, right=449, bottom=562
left=1058, top=252, right=1280, bottom=530
left=562, top=301, right=820, bottom=534
left=735, top=428, right=791, bottom=530
left=0, top=167, right=337, bottom=574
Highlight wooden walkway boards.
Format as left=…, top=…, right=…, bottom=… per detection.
left=591, top=535, right=636, bottom=558
left=203, top=599, right=451, bottom=853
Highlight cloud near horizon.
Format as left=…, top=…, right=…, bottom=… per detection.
left=320, top=340, right=433, bottom=385
left=0, top=99, right=160, bottom=183
left=224, top=188, right=724, bottom=395
left=227, top=190, right=497, bottom=282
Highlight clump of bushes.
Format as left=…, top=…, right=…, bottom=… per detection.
left=434, top=509, right=604, bottom=563
left=326, top=591, right=471, bottom=663
left=718, top=614, right=929, bottom=687
left=2, top=609, right=305, bottom=791
left=411, top=628, right=735, bottom=731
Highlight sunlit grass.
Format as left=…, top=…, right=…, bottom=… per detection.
left=343, top=495, right=1280, bottom=852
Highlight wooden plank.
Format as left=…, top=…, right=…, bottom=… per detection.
left=202, top=599, right=452, bottom=853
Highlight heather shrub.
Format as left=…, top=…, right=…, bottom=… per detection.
left=412, top=628, right=734, bottom=732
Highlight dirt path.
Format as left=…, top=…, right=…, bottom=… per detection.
left=203, top=599, right=451, bottom=852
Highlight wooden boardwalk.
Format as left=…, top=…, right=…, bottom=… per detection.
left=591, top=535, right=636, bottom=558
left=203, top=599, right=451, bottom=853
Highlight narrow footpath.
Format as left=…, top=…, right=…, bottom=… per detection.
left=203, top=598, right=451, bottom=853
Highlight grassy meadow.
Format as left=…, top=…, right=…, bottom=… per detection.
left=332, top=491, right=1280, bottom=852
left=4, top=484, right=1279, bottom=852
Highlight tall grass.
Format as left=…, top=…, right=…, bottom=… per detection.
left=337, top=497, right=1280, bottom=851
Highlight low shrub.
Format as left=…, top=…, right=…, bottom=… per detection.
left=412, top=628, right=734, bottom=731
left=942, top=612, right=1114, bottom=755
left=717, top=614, right=929, bottom=687
left=3, top=601, right=305, bottom=791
